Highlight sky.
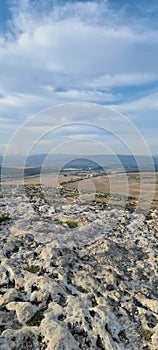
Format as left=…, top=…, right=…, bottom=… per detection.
left=0, top=0, right=158, bottom=156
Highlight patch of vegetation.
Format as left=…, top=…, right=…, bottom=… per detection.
left=0, top=214, right=11, bottom=223
left=56, top=220, right=63, bottom=225
left=96, top=192, right=106, bottom=198
left=65, top=220, right=78, bottom=228
left=99, top=201, right=108, bottom=208
left=24, top=265, right=40, bottom=274
left=26, top=309, right=44, bottom=326
left=142, top=252, right=150, bottom=260
left=128, top=195, right=136, bottom=201
left=139, top=327, right=153, bottom=342
left=125, top=202, right=136, bottom=213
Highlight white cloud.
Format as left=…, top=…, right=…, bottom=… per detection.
left=0, top=0, right=158, bottom=154
left=115, top=92, right=158, bottom=114
left=0, top=1, right=157, bottom=95
left=86, top=73, right=158, bottom=89
left=56, top=89, right=118, bottom=102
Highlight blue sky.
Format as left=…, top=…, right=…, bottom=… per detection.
left=0, top=0, right=158, bottom=156
left=0, top=0, right=10, bottom=32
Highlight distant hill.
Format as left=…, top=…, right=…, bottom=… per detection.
left=0, top=154, right=158, bottom=172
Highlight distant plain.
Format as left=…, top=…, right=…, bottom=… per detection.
left=2, top=171, right=158, bottom=208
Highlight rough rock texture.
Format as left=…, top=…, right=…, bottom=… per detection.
left=0, top=187, right=157, bottom=349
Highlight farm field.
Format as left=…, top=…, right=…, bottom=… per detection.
left=62, top=172, right=158, bottom=202
left=2, top=171, right=158, bottom=209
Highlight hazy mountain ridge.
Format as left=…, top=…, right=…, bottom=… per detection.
left=0, top=154, right=158, bottom=171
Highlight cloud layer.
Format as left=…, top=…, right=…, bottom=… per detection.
left=0, top=0, right=158, bottom=154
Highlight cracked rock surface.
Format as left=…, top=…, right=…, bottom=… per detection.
left=0, top=187, right=158, bottom=349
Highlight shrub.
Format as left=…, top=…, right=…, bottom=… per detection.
left=65, top=220, right=78, bottom=228
left=0, top=215, right=10, bottom=223
left=24, top=265, right=40, bottom=273
left=56, top=220, right=63, bottom=225
left=26, top=309, right=44, bottom=326
left=139, top=328, right=153, bottom=342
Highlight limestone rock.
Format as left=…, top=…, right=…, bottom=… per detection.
left=0, top=189, right=158, bottom=350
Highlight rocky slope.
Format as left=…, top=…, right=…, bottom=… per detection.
left=0, top=186, right=157, bottom=350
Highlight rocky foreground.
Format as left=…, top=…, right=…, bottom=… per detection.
left=0, top=187, right=158, bottom=350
